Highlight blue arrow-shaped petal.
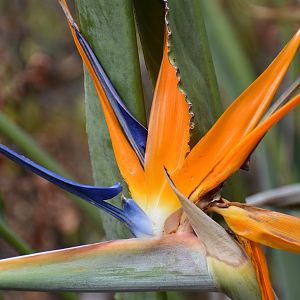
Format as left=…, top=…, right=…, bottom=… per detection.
left=0, top=144, right=125, bottom=218
left=0, top=144, right=154, bottom=237
left=75, top=27, right=147, bottom=164
left=122, top=196, right=154, bottom=237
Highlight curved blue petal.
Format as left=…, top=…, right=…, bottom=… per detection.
left=0, top=144, right=154, bottom=237
left=56, top=0, right=154, bottom=237
left=122, top=197, right=154, bottom=237
left=0, top=144, right=122, bottom=204
left=75, top=29, right=148, bottom=164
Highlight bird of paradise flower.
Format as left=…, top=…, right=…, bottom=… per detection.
left=0, top=1, right=300, bottom=299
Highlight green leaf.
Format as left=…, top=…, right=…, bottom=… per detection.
left=133, top=0, right=165, bottom=87
left=74, top=0, right=146, bottom=240
left=166, top=0, right=223, bottom=146
left=0, top=235, right=218, bottom=292
left=201, top=0, right=255, bottom=102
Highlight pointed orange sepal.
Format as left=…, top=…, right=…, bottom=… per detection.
left=144, top=33, right=190, bottom=215
left=59, top=0, right=146, bottom=203
left=173, top=29, right=300, bottom=200
left=238, top=237, right=274, bottom=300
left=212, top=203, right=300, bottom=253
left=199, top=93, right=300, bottom=195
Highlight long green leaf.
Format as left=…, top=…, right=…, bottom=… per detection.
left=166, top=0, right=223, bottom=146
left=75, top=0, right=145, bottom=240
left=133, top=0, right=165, bottom=87
left=201, top=0, right=255, bottom=102
left=272, top=247, right=300, bottom=300
left=0, top=234, right=217, bottom=292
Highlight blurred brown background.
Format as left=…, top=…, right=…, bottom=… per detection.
left=0, top=1, right=101, bottom=299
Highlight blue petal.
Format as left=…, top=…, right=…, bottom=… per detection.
left=0, top=144, right=155, bottom=237
left=0, top=143, right=122, bottom=207
left=122, top=197, right=154, bottom=237
left=75, top=29, right=148, bottom=164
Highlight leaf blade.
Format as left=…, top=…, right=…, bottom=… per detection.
left=133, top=0, right=164, bottom=86
left=75, top=0, right=146, bottom=239
left=166, top=0, right=222, bottom=145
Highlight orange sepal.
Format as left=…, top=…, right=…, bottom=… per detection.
left=144, top=34, right=190, bottom=213
left=173, top=29, right=300, bottom=200
left=212, top=203, right=300, bottom=253
left=59, top=0, right=146, bottom=204
left=199, top=93, right=300, bottom=196
left=238, top=237, right=274, bottom=300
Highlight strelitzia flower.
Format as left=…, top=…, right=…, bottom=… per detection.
left=0, top=1, right=300, bottom=299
